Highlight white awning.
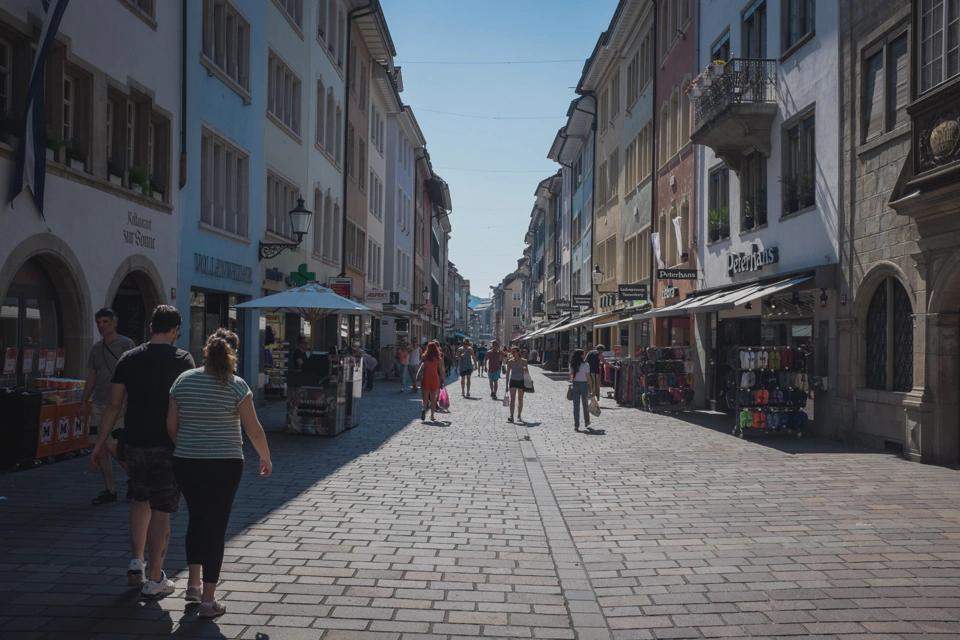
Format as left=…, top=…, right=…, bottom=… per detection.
left=633, top=275, right=813, bottom=319
left=594, top=316, right=633, bottom=329
left=561, top=310, right=619, bottom=332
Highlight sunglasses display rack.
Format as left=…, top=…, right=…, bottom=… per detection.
left=730, top=346, right=810, bottom=438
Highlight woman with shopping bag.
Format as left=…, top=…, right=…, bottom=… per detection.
left=505, top=346, right=529, bottom=423
left=569, top=349, right=591, bottom=432
left=416, top=342, right=446, bottom=422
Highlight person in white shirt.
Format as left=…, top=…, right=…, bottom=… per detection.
left=407, top=343, right=422, bottom=392
left=569, top=349, right=591, bottom=431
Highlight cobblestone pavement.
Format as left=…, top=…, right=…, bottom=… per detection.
left=2, top=367, right=960, bottom=639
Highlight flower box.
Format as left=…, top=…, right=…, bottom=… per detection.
left=131, top=183, right=142, bottom=195
left=109, top=174, right=123, bottom=186
left=152, top=191, right=164, bottom=202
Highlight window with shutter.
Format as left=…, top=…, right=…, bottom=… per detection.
left=861, top=27, right=909, bottom=143
left=886, top=33, right=909, bottom=131
left=863, top=51, right=883, bottom=141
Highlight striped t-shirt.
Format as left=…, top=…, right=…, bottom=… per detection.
left=169, top=369, right=252, bottom=459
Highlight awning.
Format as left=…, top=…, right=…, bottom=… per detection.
left=561, top=310, right=619, bottom=332
left=526, top=315, right=572, bottom=338
left=540, top=316, right=575, bottom=336
left=453, top=331, right=472, bottom=340
left=634, top=275, right=813, bottom=320
left=381, top=307, right=418, bottom=318
left=594, top=315, right=634, bottom=329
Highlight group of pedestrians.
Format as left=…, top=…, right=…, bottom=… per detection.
left=87, top=305, right=271, bottom=618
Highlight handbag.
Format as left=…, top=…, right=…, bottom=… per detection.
left=523, top=371, right=535, bottom=393
left=588, top=397, right=601, bottom=417
left=502, top=393, right=510, bottom=407
left=566, top=384, right=573, bottom=401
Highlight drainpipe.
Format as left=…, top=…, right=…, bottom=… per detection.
left=179, top=0, right=187, bottom=189
left=573, top=96, right=597, bottom=324
left=338, top=0, right=379, bottom=278
left=648, top=0, right=658, bottom=336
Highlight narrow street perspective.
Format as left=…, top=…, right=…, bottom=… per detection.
left=2, top=367, right=960, bottom=639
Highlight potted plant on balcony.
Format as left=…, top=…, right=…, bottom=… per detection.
left=65, top=141, right=86, bottom=173
left=798, top=171, right=815, bottom=208
left=711, top=59, right=727, bottom=76
left=708, top=209, right=720, bottom=242
left=742, top=197, right=755, bottom=230
left=44, top=125, right=66, bottom=162
left=107, top=157, right=124, bottom=186
left=718, top=205, right=730, bottom=239
left=128, top=165, right=149, bottom=195
left=779, top=174, right=799, bottom=214
left=150, top=175, right=165, bottom=202
left=0, top=112, right=21, bottom=147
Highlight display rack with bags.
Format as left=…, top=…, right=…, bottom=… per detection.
left=729, top=345, right=810, bottom=438
left=638, top=346, right=695, bottom=412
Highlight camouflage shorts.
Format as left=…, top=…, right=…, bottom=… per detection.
left=124, top=446, right=181, bottom=513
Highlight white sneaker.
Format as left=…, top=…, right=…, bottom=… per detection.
left=141, top=571, right=175, bottom=599
left=127, top=559, right=146, bottom=587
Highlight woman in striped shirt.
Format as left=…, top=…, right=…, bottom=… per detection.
left=166, top=329, right=272, bottom=619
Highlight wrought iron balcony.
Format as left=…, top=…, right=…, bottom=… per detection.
left=691, top=58, right=778, bottom=174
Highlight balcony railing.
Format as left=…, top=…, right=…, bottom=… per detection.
left=694, top=58, right=777, bottom=131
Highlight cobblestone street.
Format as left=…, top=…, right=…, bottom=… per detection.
left=2, top=367, right=960, bottom=639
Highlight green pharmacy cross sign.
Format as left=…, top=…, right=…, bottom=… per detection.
left=288, top=263, right=315, bottom=286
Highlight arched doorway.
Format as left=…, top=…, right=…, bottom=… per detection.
left=111, top=275, right=148, bottom=346
left=1, top=258, right=75, bottom=385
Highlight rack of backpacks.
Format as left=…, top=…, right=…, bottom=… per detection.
left=730, top=346, right=810, bottom=438
left=637, top=346, right=695, bottom=412
left=614, top=359, right=642, bottom=406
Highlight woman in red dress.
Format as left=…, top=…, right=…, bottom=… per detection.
left=417, top=342, right=445, bottom=422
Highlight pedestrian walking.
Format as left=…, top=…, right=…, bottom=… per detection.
left=442, top=343, right=453, bottom=379
left=569, top=349, right=591, bottom=432
left=455, top=338, right=476, bottom=397
left=78, top=307, right=135, bottom=505
left=407, top=342, right=421, bottom=392
left=477, top=341, right=488, bottom=375
left=486, top=341, right=503, bottom=399
left=397, top=342, right=410, bottom=392
left=505, top=346, right=529, bottom=423
left=91, top=305, right=196, bottom=599
left=417, top=342, right=446, bottom=421
left=586, top=343, right=610, bottom=401
left=166, top=329, right=272, bottom=619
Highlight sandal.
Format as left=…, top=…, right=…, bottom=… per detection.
left=198, top=600, right=226, bottom=619
left=92, top=490, right=117, bottom=505
left=421, top=408, right=426, bottom=421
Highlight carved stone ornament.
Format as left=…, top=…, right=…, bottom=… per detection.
left=919, top=110, right=960, bottom=170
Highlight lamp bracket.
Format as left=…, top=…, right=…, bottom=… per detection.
left=258, top=241, right=301, bottom=261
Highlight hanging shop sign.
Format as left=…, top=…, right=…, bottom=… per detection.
left=727, top=245, right=779, bottom=277
left=555, top=301, right=575, bottom=311
left=389, top=292, right=400, bottom=305
left=194, top=253, right=254, bottom=284
left=662, top=286, right=680, bottom=300
left=547, top=312, right=561, bottom=320
left=265, top=267, right=284, bottom=282
left=657, top=268, right=697, bottom=280
left=534, top=311, right=546, bottom=317
left=328, top=277, right=352, bottom=299
left=289, top=264, right=316, bottom=286
left=572, top=294, right=593, bottom=307
left=366, top=290, right=390, bottom=304
left=618, top=284, right=649, bottom=301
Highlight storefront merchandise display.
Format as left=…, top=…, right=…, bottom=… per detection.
left=639, top=346, right=695, bottom=412
left=729, top=346, right=809, bottom=438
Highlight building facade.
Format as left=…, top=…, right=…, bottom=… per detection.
left=0, top=0, right=181, bottom=384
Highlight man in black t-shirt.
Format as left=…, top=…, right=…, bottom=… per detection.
left=92, top=305, right=195, bottom=600
left=586, top=343, right=609, bottom=401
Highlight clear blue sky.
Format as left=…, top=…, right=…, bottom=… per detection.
left=381, top=0, right=619, bottom=298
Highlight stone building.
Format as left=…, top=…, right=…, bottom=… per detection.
left=835, top=0, right=959, bottom=465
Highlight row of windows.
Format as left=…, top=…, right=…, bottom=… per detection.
left=268, top=52, right=301, bottom=136
left=626, top=29, right=654, bottom=110
left=314, top=80, right=342, bottom=165
left=397, top=187, right=412, bottom=232
left=658, top=204, right=690, bottom=268
left=396, top=249, right=411, bottom=292
left=624, top=122, right=653, bottom=194
left=596, top=147, right=620, bottom=206
left=368, top=170, right=384, bottom=221
left=317, top=0, right=347, bottom=71
left=312, top=190, right=341, bottom=264
left=367, top=238, right=382, bottom=287
left=345, top=220, right=366, bottom=272
left=623, top=231, right=651, bottom=285
left=370, top=104, right=385, bottom=154
left=659, top=85, right=691, bottom=166
left=595, top=236, right=618, bottom=285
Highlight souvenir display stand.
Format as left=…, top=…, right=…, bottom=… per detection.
left=285, top=355, right=361, bottom=436
left=638, top=346, right=695, bottom=412
left=730, top=345, right=810, bottom=438
left=264, top=340, right=289, bottom=398
left=0, top=378, right=91, bottom=470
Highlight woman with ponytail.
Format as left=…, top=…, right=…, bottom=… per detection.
left=166, top=329, right=272, bottom=619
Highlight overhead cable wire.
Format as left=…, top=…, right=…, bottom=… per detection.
left=413, top=107, right=565, bottom=120
left=433, top=166, right=556, bottom=173
left=400, top=59, right=583, bottom=65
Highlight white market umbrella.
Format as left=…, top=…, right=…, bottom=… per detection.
left=235, top=282, right=377, bottom=350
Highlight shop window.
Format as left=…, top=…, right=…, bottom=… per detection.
left=189, top=291, right=246, bottom=376
left=865, top=278, right=913, bottom=392
left=267, top=171, right=299, bottom=240
left=268, top=51, right=301, bottom=137
left=741, top=151, right=768, bottom=228
left=782, top=112, right=815, bottom=215
left=863, top=30, right=909, bottom=140
left=919, top=0, right=960, bottom=92
left=202, top=0, right=251, bottom=95
left=781, top=0, right=815, bottom=54
left=201, top=127, right=249, bottom=237
left=0, top=259, right=62, bottom=386
left=708, top=165, right=730, bottom=240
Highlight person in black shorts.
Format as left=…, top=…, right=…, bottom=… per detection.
left=92, top=305, right=195, bottom=599
left=586, top=343, right=610, bottom=401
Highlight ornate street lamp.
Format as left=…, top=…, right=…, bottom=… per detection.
left=258, top=196, right=313, bottom=261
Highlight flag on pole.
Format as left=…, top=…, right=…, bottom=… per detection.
left=9, top=0, right=71, bottom=218
left=672, top=216, right=684, bottom=261
left=651, top=232, right=664, bottom=270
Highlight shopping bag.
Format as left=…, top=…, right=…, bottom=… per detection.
left=588, top=397, right=602, bottom=417
left=438, top=387, right=450, bottom=410
left=566, top=385, right=573, bottom=401
left=523, top=372, right=535, bottom=393
left=502, top=393, right=510, bottom=407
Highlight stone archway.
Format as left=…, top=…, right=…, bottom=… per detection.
left=0, top=234, right=93, bottom=379
left=103, top=256, right=167, bottom=343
